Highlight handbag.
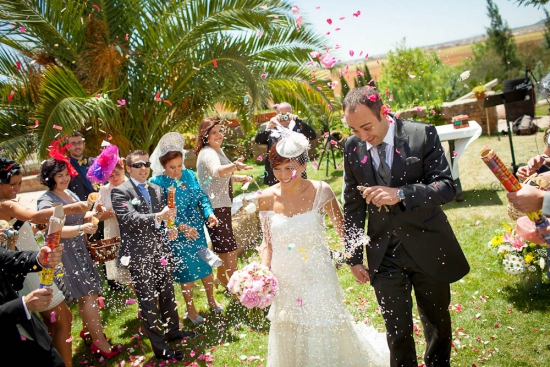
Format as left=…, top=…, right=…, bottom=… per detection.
left=197, top=247, right=223, bottom=268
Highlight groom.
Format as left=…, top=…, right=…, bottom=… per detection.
left=111, top=150, right=194, bottom=361
left=342, top=87, right=470, bottom=367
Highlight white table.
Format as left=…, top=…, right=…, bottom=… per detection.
left=436, top=120, right=482, bottom=201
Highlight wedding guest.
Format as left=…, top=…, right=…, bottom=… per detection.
left=0, top=243, right=65, bottom=367
left=150, top=132, right=221, bottom=324
left=0, top=157, right=88, bottom=367
left=254, top=102, right=317, bottom=186
left=196, top=117, right=253, bottom=289
left=37, top=145, right=121, bottom=360
left=67, top=132, right=96, bottom=201
left=111, top=150, right=195, bottom=361
left=516, top=128, right=550, bottom=181
left=95, top=163, right=133, bottom=288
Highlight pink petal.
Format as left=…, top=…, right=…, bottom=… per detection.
left=349, top=50, right=354, bottom=57
left=416, top=107, right=422, bottom=112
left=339, top=17, right=345, bottom=20
left=98, top=296, right=104, bottom=309
left=154, top=91, right=161, bottom=101
left=163, top=99, right=172, bottom=106
left=92, top=4, right=101, bottom=12
left=327, top=19, right=332, bottom=25
left=395, top=149, right=401, bottom=154
left=260, top=73, right=267, bottom=78
left=32, top=120, right=39, bottom=129
left=353, top=10, right=361, bottom=17
left=117, top=99, right=126, bottom=106
left=213, top=59, right=218, bottom=67
left=312, top=161, right=319, bottom=170
left=16, top=61, right=21, bottom=70
left=126, top=299, right=136, bottom=305
left=50, top=311, right=56, bottom=323
left=361, top=156, right=368, bottom=164
left=453, top=151, right=458, bottom=158
left=429, top=109, right=436, bottom=115
left=335, top=28, right=340, bottom=31
left=125, top=33, right=129, bottom=40
left=160, top=257, right=168, bottom=266
left=291, top=5, right=299, bottom=13
left=19, top=26, right=26, bottom=32
left=7, top=90, right=14, bottom=101
left=52, top=125, right=63, bottom=130
left=328, top=104, right=333, bottom=111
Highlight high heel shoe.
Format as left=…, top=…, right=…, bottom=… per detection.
left=90, top=342, right=122, bottom=359
left=209, top=304, right=223, bottom=315
left=80, top=330, right=108, bottom=343
left=80, top=330, right=92, bottom=345
left=187, top=314, right=205, bottom=325
left=213, top=278, right=227, bottom=290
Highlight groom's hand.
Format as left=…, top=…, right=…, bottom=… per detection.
left=350, top=264, right=370, bottom=284
left=362, top=186, right=400, bottom=207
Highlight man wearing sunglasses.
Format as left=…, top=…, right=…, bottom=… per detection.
left=111, top=150, right=195, bottom=361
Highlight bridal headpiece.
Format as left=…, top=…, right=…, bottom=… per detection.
left=275, top=130, right=310, bottom=164
left=150, top=132, right=186, bottom=176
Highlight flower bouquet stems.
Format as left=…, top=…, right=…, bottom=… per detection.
left=481, top=148, right=550, bottom=278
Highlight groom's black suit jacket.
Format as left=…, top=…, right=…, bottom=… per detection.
left=0, top=248, right=58, bottom=363
left=343, top=118, right=469, bottom=283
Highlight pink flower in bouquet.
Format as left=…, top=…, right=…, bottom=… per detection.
left=516, top=216, right=545, bottom=245
left=240, top=288, right=260, bottom=309
left=257, top=293, right=275, bottom=309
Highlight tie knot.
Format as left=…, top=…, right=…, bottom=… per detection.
left=138, top=183, right=146, bottom=189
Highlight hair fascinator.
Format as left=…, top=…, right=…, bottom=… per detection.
left=275, top=130, right=310, bottom=159
left=0, top=157, right=21, bottom=184
left=86, top=143, right=120, bottom=184
left=48, top=137, right=77, bottom=177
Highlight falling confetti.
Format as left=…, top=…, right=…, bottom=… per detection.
left=213, top=59, right=218, bottom=68
left=117, top=99, right=126, bottom=106
left=361, top=156, right=368, bottom=164
left=92, top=4, right=101, bottom=12
left=52, top=125, right=63, bottom=130
left=7, top=90, right=14, bottom=101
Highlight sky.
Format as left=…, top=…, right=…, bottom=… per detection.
left=293, top=0, right=547, bottom=61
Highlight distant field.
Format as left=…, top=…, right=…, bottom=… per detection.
left=330, top=30, right=546, bottom=95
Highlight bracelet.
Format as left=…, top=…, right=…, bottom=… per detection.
left=78, top=225, right=84, bottom=235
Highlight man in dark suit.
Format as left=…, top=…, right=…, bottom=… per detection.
left=342, top=87, right=470, bottom=367
left=254, top=102, right=317, bottom=185
left=67, top=132, right=95, bottom=201
left=111, top=150, right=194, bottom=361
left=0, top=241, right=65, bottom=367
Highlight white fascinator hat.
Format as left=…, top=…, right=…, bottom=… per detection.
left=275, top=130, right=310, bottom=162
left=150, top=132, right=186, bottom=177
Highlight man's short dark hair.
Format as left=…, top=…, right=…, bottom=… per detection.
left=68, top=131, right=84, bottom=139
left=126, top=150, right=149, bottom=166
left=342, top=86, right=384, bottom=121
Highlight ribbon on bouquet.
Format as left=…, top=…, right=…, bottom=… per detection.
left=480, top=148, right=550, bottom=278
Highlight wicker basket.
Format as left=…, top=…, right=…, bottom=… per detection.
left=232, top=196, right=262, bottom=254
left=86, top=236, right=120, bottom=263
left=507, top=173, right=550, bottom=221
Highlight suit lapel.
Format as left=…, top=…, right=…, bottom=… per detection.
left=128, top=180, right=151, bottom=213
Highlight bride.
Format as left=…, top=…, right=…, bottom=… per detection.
left=258, top=132, right=389, bottom=366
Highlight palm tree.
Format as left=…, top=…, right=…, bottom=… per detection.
left=0, top=0, right=333, bottom=161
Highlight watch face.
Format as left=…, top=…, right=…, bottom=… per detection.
left=398, top=189, right=405, bottom=200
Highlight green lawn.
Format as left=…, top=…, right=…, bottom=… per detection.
left=70, top=132, right=550, bottom=366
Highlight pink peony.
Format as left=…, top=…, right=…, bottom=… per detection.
left=240, top=289, right=260, bottom=309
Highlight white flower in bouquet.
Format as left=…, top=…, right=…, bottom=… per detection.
left=503, top=254, right=525, bottom=275
left=539, top=257, right=546, bottom=270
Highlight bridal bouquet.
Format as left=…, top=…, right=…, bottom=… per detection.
left=488, top=221, right=547, bottom=275
left=228, top=263, right=279, bottom=309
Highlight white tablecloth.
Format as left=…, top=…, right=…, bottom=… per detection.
left=436, top=121, right=482, bottom=180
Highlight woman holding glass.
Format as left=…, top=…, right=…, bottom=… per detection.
left=37, top=145, right=121, bottom=360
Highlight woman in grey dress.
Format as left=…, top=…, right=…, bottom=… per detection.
left=37, top=156, right=121, bottom=360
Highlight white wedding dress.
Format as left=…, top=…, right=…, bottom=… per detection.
left=260, top=181, right=389, bottom=367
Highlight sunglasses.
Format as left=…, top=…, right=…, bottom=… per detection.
left=130, top=162, right=151, bottom=168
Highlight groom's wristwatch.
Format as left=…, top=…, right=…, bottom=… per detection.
left=397, top=188, right=405, bottom=202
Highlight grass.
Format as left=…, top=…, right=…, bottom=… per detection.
left=69, top=133, right=550, bottom=366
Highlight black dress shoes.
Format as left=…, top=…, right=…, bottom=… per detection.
left=156, top=350, right=184, bottom=361
left=165, top=330, right=197, bottom=342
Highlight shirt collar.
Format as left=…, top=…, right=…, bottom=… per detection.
left=365, top=116, right=396, bottom=151
left=130, top=177, right=147, bottom=187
